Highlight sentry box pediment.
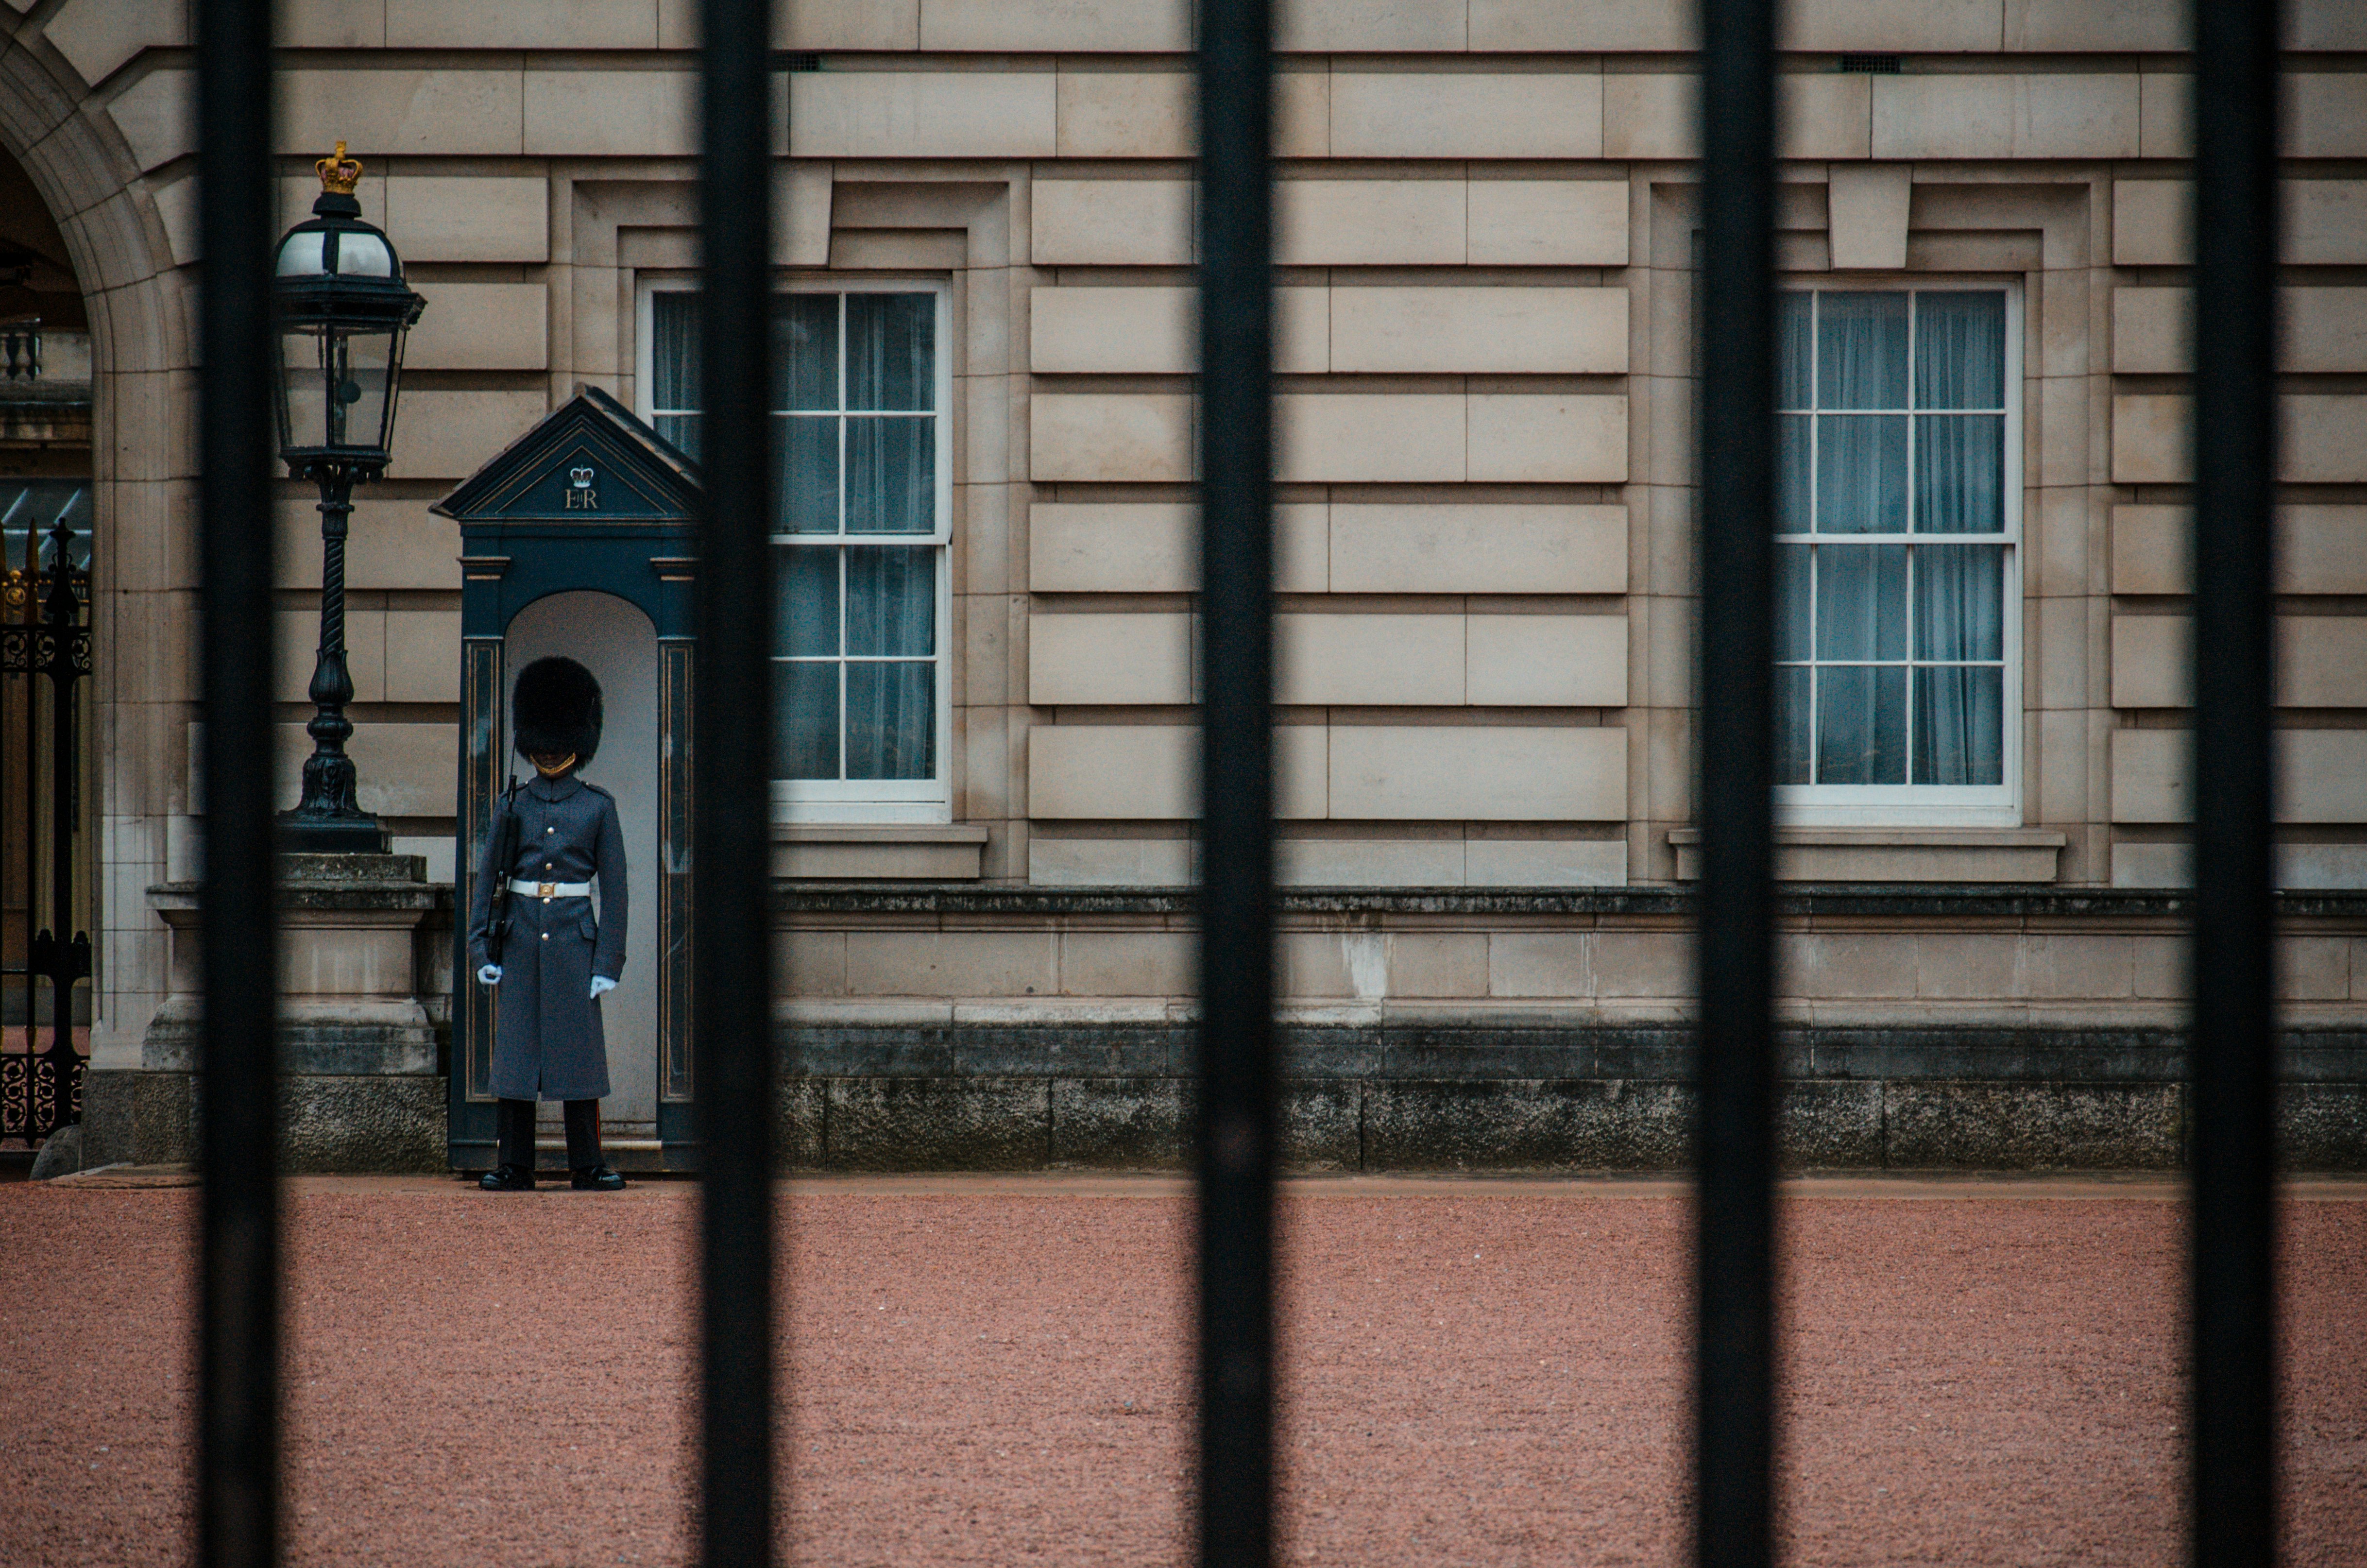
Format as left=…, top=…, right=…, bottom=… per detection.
left=436, top=385, right=701, bottom=1174
left=433, top=385, right=700, bottom=528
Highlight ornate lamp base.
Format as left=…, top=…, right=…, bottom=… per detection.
left=277, top=808, right=390, bottom=854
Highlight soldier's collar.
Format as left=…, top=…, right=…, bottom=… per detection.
left=528, top=771, right=584, bottom=800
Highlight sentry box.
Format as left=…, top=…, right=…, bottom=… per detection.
left=433, top=388, right=699, bottom=1173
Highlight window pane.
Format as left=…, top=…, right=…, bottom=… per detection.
left=846, top=417, right=934, bottom=533
left=1776, top=543, right=1813, bottom=662
left=655, top=412, right=700, bottom=462
left=846, top=662, right=936, bottom=780
left=775, top=295, right=838, bottom=412
left=776, top=661, right=841, bottom=780
left=1816, top=544, right=1908, bottom=662
left=1913, top=665, right=2004, bottom=784
left=1817, top=292, right=1909, bottom=409
left=1778, top=293, right=1813, bottom=410
left=777, top=546, right=839, bottom=658
left=1815, top=415, right=1907, bottom=533
left=1915, top=414, right=2004, bottom=534
left=1775, top=664, right=1812, bottom=785
left=1778, top=414, right=1811, bottom=532
left=848, top=293, right=935, bottom=411
left=847, top=546, right=936, bottom=657
left=1914, top=291, right=2005, bottom=409
left=1913, top=544, right=2005, bottom=663
left=1817, top=665, right=1907, bottom=784
left=781, top=415, right=838, bottom=533
left=652, top=292, right=698, bottom=410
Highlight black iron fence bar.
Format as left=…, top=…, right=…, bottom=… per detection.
left=694, top=0, right=781, bottom=1562
left=2188, top=0, right=2282, bottom=1561
left=1194, top=0, right=1278, bottom=1563
left=195, top=0, right=282, bottom=1561
left=1692, top=0, right=1780, bottom=1564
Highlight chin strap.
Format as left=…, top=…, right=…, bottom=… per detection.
left=533, top=753, right=578, bottom=778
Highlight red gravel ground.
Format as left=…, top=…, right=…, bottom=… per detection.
left=2, top=1174, right=2362, bottom=1567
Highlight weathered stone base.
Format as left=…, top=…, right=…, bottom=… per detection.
left=83, top=1070, right=446, bottom=1174
left=777, top=1025, right=2367, bottom=1173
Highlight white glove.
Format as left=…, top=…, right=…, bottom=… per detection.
left=477, top=964, right=502, bottom=986
left=589, top=975, right=617, bottom=1001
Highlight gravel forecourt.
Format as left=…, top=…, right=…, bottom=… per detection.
left=2, top=1173, right=2362, bottom=1567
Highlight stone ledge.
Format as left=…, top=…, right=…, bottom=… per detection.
left=1667, top=828, right=2068, bottom=884
left=774, top=883, right=2367, bottom=921
left=774, top=823, right=989, bottom=881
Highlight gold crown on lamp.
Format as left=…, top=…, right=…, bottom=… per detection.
left=316, top=141, right=363, bottom=195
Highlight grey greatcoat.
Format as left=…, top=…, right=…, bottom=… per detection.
left=465, top=771, right=629, bottom=1101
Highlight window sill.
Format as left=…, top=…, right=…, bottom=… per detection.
left=1668, top=828, right=2066, bottom=885
left=772, top=823, right=988, bottom=882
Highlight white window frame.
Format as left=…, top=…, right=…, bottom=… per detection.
left=637, top=273, right=954, bottom=824
left=1773, top=278, right=2024, bottom=829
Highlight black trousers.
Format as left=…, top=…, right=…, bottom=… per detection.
left=496, top=1097, right=602, bottom=1171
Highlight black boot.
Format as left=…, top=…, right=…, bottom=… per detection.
left=479, top=1163, right=535, bottom=1192
left=571, top=1164, right=627, bottom=1192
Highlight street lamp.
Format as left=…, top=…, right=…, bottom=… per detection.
left=272, top=143, right=426, bottom=851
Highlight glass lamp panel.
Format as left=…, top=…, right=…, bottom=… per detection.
left=278, top=327, right=331, bottom=451
left=1914, top=291, right=2006, bottom=409
left=330, top=229, right=395, bottom=278
left=777, top=545, right=840, bottom=658
left=775, top=294, right=838, bottom=412
left=780, top=414, right=839, bottom=533
left=845, top=417, right=934, bottom=533
left=1816, top=292, right=1909, bottom=409
left=275, top=231, right=330, bottom=278
left=1815, top=544, right=1907, bottom=662
left=847, top=294, right=935, bottom=411
left=341, top=327, right=398, bottom=455
left=1815, top=415, right=1908, bottom=533
left=775, top=662, right=842, bottom=780
left=1816, top=665, right=1907, bottom=784
left=845, top=663, right=935, bottom=780
left=846, top=546, right=936, bottom=656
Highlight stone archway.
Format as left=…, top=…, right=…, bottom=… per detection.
left=0, top=17, right=202, bottom=1092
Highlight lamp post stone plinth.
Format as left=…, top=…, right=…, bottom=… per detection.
left=272, top=143, right=426, bottom=852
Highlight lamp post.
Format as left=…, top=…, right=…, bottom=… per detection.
left=271, top=143, right=426, bottom=851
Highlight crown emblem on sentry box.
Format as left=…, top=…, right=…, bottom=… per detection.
left=570, top=467, right=595, bottom=487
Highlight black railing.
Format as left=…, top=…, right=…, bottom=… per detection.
left=2188, top=0, right=2283, bottom=1560
left=1194, top=2, right=1278, bottom=1565
left=693, top=0, right=781, bottom=1562
left=195, top=0, right=281, bottom=1565
left=184, top=2, right=2283, bottom=1565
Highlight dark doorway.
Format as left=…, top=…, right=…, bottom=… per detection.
left=0, top=147, right=93, bottom=1170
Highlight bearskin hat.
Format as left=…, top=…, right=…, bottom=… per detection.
left=512, top=656, right=603, bottom=764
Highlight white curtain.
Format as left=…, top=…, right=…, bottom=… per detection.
left=1912, top=545, right=2006, bottom=784
left=650, top=292, right=700, bottom=459
left=844, top=546, right=935, bottom=780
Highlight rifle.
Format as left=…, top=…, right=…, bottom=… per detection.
left=484, top=776, right=521, bottom=966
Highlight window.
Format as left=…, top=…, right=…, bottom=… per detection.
left=1774, top=286, right=2019, bottom=823
left=642, top=281, right=952, bottom=822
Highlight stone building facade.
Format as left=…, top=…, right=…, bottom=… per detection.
left=5, top=0, right=2365, bottom=1168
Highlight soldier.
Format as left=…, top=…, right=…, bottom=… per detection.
left=467, top=656, right=630, bottom=1192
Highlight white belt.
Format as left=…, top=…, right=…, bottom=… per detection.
left=510, top=878, right=593, bottom=899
